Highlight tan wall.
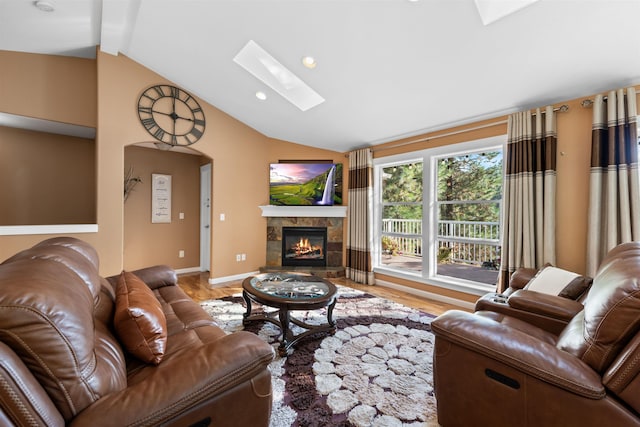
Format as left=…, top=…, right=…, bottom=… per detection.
left=96, top=52, right=344, bottom=278
left=123, top=146, right=204, bottom=270
left=95, top=52, right=273, bottom=277
left=372, top=91, right=639, bottom=292
left=0, top=51, right=96, bottom=127
left=0, top=50, right=344, bottom=280
left=0, top=51, right=102, bottom=260
left=0, top=126, right=95, bottom=225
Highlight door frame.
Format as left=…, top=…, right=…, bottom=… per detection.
left=200, top=163, right=211, bottom=272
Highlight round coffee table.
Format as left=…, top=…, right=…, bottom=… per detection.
left=242, top=272, right=338, bottom=356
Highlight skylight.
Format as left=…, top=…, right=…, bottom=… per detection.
left=474, top=0, right=541, bottom=26
left=233, top=40, right=325, bottom=112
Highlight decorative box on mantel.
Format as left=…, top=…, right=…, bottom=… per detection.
left=259, top=205, right=347, bottom=278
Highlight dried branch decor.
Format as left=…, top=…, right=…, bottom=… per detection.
left=124, top=166, right=142, bottom=202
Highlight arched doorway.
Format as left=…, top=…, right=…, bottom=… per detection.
left=123, top=143, right=212, bottom=273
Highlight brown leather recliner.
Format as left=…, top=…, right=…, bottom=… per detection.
left=432, top=242, right=640, bottom=426
left=0, top=237, right=275, bottom=426
left=473, top=266, right=591, bottom=335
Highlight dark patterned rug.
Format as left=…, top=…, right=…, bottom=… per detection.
left=200, top=286, right=439, bottom=427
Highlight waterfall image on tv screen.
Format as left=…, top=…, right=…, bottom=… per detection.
left=269, top=163, right=342, bottom=206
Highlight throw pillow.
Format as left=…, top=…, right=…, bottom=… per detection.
left=524, top=265, right=592, bottom=300
left=114, top=271, right=167, bottom=365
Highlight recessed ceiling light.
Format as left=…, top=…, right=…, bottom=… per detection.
left=34, top=0, right=56, bottom=12
left=302, top=56, right=317, bottom=69
left=255, top=91, right=267, bottom=101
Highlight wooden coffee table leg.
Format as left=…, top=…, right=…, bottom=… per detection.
left=242, top=291, right=252, bottom=325
left=278, top=308, right=292, bottom=356
left=327, top=298, right=337, bottom=329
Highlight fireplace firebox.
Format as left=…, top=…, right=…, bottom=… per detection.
left=282, top=227, right=327, bottom=267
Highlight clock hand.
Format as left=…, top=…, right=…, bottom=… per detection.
left=172, top=98, right=177, bottom=137
left=151, top=109, right=194, bottom=122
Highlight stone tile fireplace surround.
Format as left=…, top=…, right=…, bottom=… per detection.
left=259, top=206, right=347, bottom=278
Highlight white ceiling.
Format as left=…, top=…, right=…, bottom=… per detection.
left=2, top=0, right=640, bottom=153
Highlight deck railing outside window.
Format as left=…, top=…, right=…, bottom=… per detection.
left=437, top=220, right=500, bottom=266
left=381, top=218, right=500, bottom=266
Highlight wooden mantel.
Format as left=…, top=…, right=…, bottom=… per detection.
left=259, top=205, right=347, bottom=218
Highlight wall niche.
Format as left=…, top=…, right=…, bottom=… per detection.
left=0, top=114, right=96, bottom=228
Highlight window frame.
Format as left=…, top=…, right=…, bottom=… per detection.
left=373, top=135, right=506, bottom=296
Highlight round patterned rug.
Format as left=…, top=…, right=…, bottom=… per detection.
left=200, top=286, right=439, bottom=427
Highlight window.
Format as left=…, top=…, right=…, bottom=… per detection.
left=373, top=136, right=505, bottom=293
left=380, top=161, right=423, bottom=272
left=436, top=151, right=502, bottom=284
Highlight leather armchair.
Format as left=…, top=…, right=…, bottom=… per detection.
left=0, top=237, right=275, bottom=426
left=432, top=242, right=640, bottom=426
left=474, top=266, right=590, bottom=335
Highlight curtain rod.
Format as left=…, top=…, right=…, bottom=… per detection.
left=370, top=104, right=569, bottom=153
left=581, top=87, right=639, bottom=108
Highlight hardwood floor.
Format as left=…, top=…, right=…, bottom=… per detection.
left=177, top=272, right=465, bottom=316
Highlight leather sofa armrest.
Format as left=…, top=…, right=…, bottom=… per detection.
left=70, top=331, right=275, bottom=426
left=130, top=265, right=177, bottom=289
left=508, top=290, right=584, bottom=321
left=106, top=265, right=177, bottom=290
left=432, top=310, right=604, bottom=399
left=0, top=342, right=65, bottom=427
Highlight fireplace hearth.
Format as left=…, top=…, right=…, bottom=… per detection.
left=282, top=227, right=327, bottom=267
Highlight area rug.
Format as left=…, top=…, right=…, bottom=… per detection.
left=200, top=286, right=439, bottom=427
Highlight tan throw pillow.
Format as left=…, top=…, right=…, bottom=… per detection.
left=114, top=271, right=167, bottom=365
left=524, top=265, right=592, bottom=300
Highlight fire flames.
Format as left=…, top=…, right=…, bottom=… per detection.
left=292, top=237, right=323, bottom=257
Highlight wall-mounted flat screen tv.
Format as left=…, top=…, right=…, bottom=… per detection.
left=270, top=163, right=343, bottom=206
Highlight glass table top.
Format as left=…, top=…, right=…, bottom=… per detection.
left=246, top=273, right=331, bottom=300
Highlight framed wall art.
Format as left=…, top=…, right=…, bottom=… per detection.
left=151, top=173, right=172, bottom=223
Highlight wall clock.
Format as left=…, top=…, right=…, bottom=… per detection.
left=137, top=84, right=206, bottom=146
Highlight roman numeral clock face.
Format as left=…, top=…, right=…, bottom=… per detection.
left=137, top=84, right=206, bottom=146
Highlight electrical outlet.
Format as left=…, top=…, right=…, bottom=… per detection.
left=241, top=253, right=246, bottom=261
left=236, top=254, right=241, bottom=262
left=179, top=250, right=185, bottom=258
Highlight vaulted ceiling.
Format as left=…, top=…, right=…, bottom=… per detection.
left=2, top=0, right=640, bottom=152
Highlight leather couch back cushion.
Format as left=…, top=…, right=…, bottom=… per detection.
left=557, top=242, right=640, bottom=373
left=0, top=258, right=127, bottom=421
left=1, top=244, right=102, bottom=301
left=114, top=271, right=168, bottom=365
left=33, top=236, right=100, bottom=269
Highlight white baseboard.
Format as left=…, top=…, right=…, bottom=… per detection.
left=374, top=278, right=476, bottom=311
left=208, top=271, right=260, bottom=286
left=174, top=267, right=202, bottom=275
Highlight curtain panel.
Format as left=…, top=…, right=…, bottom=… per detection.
left=346, top=148, right=374, bottom=284
left=586, top=87, right=639, bottom=277
left=499, top=106, right=557, bottom=292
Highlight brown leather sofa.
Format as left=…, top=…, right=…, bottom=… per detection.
left=432, top=242, right=640, bottom=426
left=0, top=237, right=275, bottom=427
